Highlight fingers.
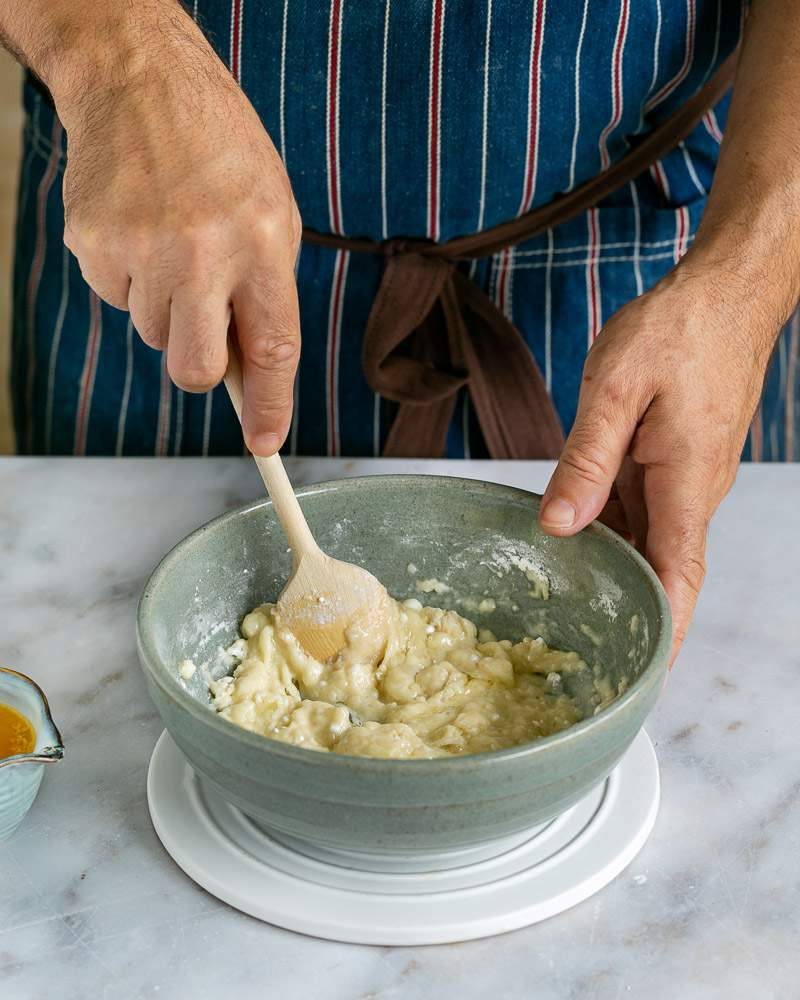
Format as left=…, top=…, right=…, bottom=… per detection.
left=615, top=456, right=648, bottom=552
left=596, top=493, right=634, bottom=543
left=67, top=219, right=300, bottom=426
left=167, top=286, right=230, bottom=392
left=540, top=375, right=642, bottom=536
left=128, top=277, right=171, bottom=351
left=63, top=228, right=130, bottom=311
left=233, top=269, right=301, bottom=455
left=642, top=463, right=709, bottom=666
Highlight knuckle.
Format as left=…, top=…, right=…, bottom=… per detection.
left=629, top=430, right=654, bottom=466
left=631, top=417, right=688, bottom=468
left=251, top=213, right=282, bottom=246
left=66, top=228, right=101, bottom=268
left=677, top=554, right=706, bottom=595
left=252, top=204, right=301, bottom=249
left=560, top=441, right=613, bottom=487
left=584, top=364, right=629, bottom=409
left=71, top=253, right=129, bottom=311
left=243, top=333, right=299, bottom=372
left=597, top=374, right=637, bottom=413
left=659, top=524, right=707, bottom=597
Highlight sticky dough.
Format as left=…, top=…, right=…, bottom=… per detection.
left=208, top=597, right=589, bottom=759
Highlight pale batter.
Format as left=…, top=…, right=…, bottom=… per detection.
left=208, top=597, right=587, bottom=759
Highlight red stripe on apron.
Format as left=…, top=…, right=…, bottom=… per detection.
left=519, top=0, right=547, bottom=215
left=650, top=160, right=671, bottom=201
left=25, top=119, right=63, bottom=451
left=327, top=0, right=344, bottom=235
left=427, top=0, right=445, bottom=241
left=230, top=0, right=243, bottom=81
left=74, top=292, right=103, bottom=455
left=674, top=205, right=689, bottom=263
left=645, top=0, right=695, bottom=112
left=586, top=207, right=601, bottom=343
left=155, top=355, right=172, bottom=456
left=326, top=250, right=349, bottom=456
left=702, top=110, right=723, bottom=144
left=598, top=0, right=630, bottom=171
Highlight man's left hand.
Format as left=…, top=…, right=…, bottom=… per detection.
left=538, top=260, right=775, bottom=664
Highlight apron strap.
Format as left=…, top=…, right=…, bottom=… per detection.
left=304, top=51, right=739, bottom=458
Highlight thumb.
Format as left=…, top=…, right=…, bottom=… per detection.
left=540, top=386, right=638, bottom=536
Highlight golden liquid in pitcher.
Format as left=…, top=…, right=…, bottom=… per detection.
left=0, top=703, right=36, bottom=757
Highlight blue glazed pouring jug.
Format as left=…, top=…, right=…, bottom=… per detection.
left=0, top=668, right=64, bottom=841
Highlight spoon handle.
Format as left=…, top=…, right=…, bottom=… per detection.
left=223, top=351, right=318, bottom=561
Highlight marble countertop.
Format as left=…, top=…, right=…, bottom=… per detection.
left=1, top=458, right=798, bottom=1000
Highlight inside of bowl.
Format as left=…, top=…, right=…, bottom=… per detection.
left=144, top=477, right=666, bottom=719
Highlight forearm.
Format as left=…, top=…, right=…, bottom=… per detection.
left=686, top=0, right=800, bottom=334
left=0, top=0, right=214, bottom=125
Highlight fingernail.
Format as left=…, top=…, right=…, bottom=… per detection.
left=540, top=497, right=577, bottom=529
left=250, top=432, right=280, bottom=456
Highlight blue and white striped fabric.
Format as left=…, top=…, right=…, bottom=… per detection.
left=12, top=0, right=796, bottom=460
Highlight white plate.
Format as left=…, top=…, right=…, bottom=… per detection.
left=147, top=730, right=659, bottom=945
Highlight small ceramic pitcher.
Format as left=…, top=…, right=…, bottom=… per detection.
left=0, top=668, right=64, bottom=841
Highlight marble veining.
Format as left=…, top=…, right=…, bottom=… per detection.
left=0, top=458, right=798, bottom=1000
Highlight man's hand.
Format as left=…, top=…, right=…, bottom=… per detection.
left=5, top=1, right=301, bottom=455
left=540, top=0, right=800, bottom=664
left=539, top=262, right=774, bottom=664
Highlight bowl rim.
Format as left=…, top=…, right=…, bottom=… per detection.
left=137, top=474, right=671, bottom=771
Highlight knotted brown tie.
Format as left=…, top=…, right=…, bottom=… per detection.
left=303, top=53, right=737, bottom=459
left=361, top=249, right=563, bottom=458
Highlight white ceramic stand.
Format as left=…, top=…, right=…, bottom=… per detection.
left=147, top=730, right=659, bottom=946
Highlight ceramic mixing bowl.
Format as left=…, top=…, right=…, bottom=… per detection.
left=137, top=475, right=670, bottom=860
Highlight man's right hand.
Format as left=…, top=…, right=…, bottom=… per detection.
left=44, top=3, right=302, bottom=454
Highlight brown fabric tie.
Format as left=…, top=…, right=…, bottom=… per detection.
left=360, top=251, right=564, bottom=458
left=303, top=52, right=738, bottom=459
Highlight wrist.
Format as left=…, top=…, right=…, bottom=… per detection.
left=655, top=244, right=786, bottom=366
left=39, top=2, right=211, bottom=129
left=686, top=190, right=800, bottom=330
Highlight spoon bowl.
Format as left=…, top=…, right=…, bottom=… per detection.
left=224, top=352, right=389, bottom=661
left=276, top=549, right=391, bottom=663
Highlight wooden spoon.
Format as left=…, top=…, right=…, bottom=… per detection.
left=224, top=350, right=389, bottom=663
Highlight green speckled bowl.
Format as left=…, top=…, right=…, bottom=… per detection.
left=137, top=475, right=670, bottom=858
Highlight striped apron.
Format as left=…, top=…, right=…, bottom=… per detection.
left=12, top=1, right=797, bottom=460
